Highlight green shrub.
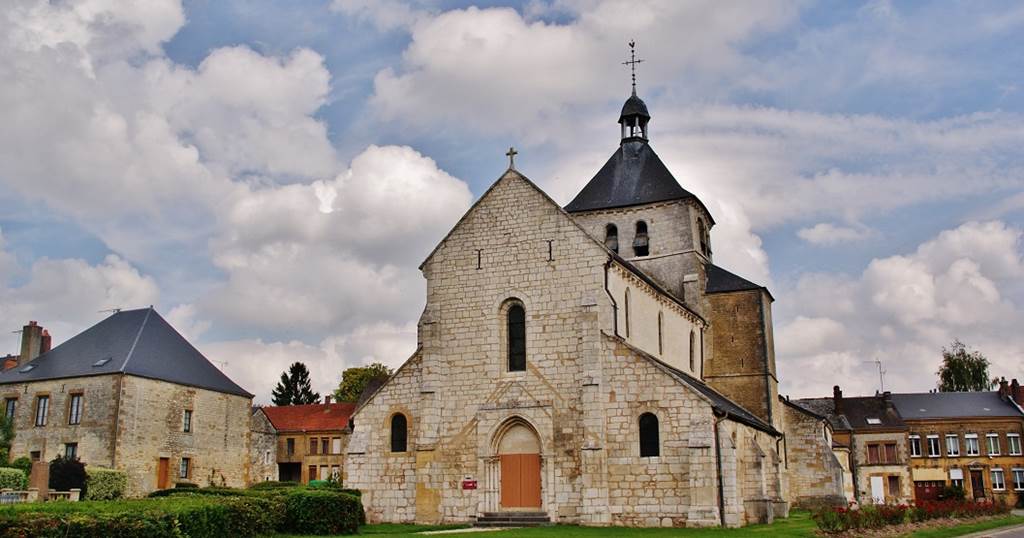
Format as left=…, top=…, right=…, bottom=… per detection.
left=175, top=481, right=198, bottom=488
left=283, top=490, right=362, bottom=535
left=0, top=467, right=27, bottom=490
left=0, top=496, right=282, bottom=538
left=10, top=457, right=31, bottom=477
left=249, top=480, right=298, bottom=490
left=48, top=456, right=86, bottom=498
left=83, top=467, right=126, bottom=501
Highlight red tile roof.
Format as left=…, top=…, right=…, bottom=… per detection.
left=260, top=402, right=356, bottom=433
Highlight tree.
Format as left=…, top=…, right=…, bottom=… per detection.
left=937, top=340, right=996, bottom=392
left=334, top=363, right=393, bottom=403
left=272, top=362, right=321, bottom=405
left=0, top=415, right=14, bottom=464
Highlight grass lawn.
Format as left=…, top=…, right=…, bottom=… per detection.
left=274, top=511, right=1024, bottom=538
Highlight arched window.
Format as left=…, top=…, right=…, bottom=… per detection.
left=624, top=288, right=631, bottom=338
left=639, top=413, right=660, bottom=457
left=689, top=330, right=696, bottom=372
left=657, top=312, right=664, bottom=355
left=508, top=303, right=526, bottom=372
left=633, top=221, right=649, bottom=257
left=605, top=224, right=619, bottom=253
left=390, top=413, right=408, bottom=453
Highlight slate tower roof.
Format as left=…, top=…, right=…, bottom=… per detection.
left=0, top=307, right=252, bottom=398
left=564, top=92, right=710, bottom=219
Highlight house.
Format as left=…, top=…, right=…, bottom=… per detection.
left=892, top=382, right=1024, bottom=502
left=0, top=308, right=253, bottom=496
left=251, top=406, right=279, bottom=483
left=262, top=399, right=356, bottom=484
left=795, top=387, right=912, bottom=504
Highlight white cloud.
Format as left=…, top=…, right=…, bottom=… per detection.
left=798, top=223, right=873, bottom=246
left=777, top=220, right=1024, bottom=398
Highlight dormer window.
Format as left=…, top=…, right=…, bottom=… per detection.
left=633, top=221, right=649, bottom=257
left=605, top=224, right=619, bottom=253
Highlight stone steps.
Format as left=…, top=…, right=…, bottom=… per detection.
left=474, top=511, right=551, bottom=527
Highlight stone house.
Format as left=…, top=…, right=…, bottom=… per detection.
left=778, top=396, right=848, bottom=508
left=345, top=90, right=842, bottom=527
left=795, top=387, right=913, bottom=505
left=262, top=399, right=355, bottom=484
left=0, top=308, right=253, bottom=496
left=250, top=407, right=279, bottom=483
left=892, top=384, right=1024, bottom=503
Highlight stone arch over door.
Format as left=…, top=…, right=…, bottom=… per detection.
left=493, top=417, right=542, bottom=511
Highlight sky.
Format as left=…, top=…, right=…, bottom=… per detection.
left=1, top=0, right=1023, bottom=403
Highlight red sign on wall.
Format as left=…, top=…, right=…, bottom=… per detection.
left=461, top=479, right=478, bottom=490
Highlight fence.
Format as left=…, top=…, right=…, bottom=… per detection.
left=0, top=488, right=81, bottom=504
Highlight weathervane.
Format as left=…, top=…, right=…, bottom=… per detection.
left=506, top=146, right=518, bottom=170
left=622, top=40, right=644, bottom=96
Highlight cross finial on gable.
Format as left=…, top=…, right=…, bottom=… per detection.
left=622, top=40, right=644, bottom=96
left=506, top=146, right=518, bottom=170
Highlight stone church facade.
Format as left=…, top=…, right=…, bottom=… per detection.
left=346, top=91, right=843, bottom=527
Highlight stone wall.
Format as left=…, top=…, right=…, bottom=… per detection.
left=704, top=289, right=780, bottom=430
left=852, top=432, right=912, bottom=503
left=1, top=375, right=120, bottom=466
left=250, top=409, right=278, bottom=483
left=780, top=402, right=846, bottom=508
left=115, top=375, right=251, bottom=496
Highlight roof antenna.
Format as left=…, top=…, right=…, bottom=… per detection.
left=622, top=40, right=644, bottom=96
left=863, top=358, right=886, bottom=392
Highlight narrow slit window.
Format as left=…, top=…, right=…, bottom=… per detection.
left=639, top=413, right=659, bottom=457
left=391, top=413, right=408, bottom=453
left=657, top=312, right=663, bottom=355
left=507, top=303, right=526, bottom=372
left=624, top=289, right=631, bottom=338
left=689, top=331, right=696, bottom=372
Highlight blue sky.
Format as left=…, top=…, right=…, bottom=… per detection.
left=1, top=0, right=1023, bottom=401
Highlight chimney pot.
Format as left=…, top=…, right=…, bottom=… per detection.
left=18, top=321, right=45, bottom=367
left=324, top=396, right=331, bottom=404
left=833, top=385, right=843, bottom=414
left=1000, top=378, right=1010, bottom=397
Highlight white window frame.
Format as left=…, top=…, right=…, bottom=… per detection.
left=927, top=435, right=941, bottom=458
left=1013, top=469, right=1024, bottom=491
left=992, top=468, right=1006, bottom=491
left=965, top=434, right=980, bottom=456
left=908, top=435, right=922, bottom=458
left=34, top=396, right=48, bottom=427
left=1009, top=434, right=1022, bottom=456
left=179, top=457, right=190, bottom=479
left=987, top=433, right=1001, bottom=456
left=946, top=434, right=960, bottom=457
left=68, top=394, right=82, bottom=425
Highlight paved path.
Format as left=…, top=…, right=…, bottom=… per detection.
left=958, top=524, right=1024, bottom=538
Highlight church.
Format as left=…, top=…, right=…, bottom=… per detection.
left=345, top=80, right=844, bottom=527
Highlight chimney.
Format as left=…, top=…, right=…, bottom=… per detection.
left=882, top=391, right=894, bottom=408
left=833, top=385, right=844, bottom=414
left=1012, top=379, right=1022, bottom=406
left=324, top=396, right=331, bottom=405
left=18, top=321, right=44, bottom=367
left=999, top=377, right=1010, bottom=399
left=40, top=330, right=51, bottom=354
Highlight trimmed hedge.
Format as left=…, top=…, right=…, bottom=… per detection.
left=84, top=468, right=127, bottom=501
left=9, top=458, right=31, bottom=478
left=283, top=490, right=362, bottom=535
left=248, top=480, right=298, bottom=490
left=0, top=496, right=282, bottom=538
left=0, top=467, right=27, bottom=490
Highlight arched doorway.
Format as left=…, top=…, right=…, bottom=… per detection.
left=497, top=421, right=542, bottom=510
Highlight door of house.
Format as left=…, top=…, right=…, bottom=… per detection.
left=870, top=476, right=885, bottom=504
left=500, top=454, right=541, bottom=509
left=307, top=465, right=317, bottom=484
left=157, top=458, right=170, bottom=489
left=970, top=470, right=985, bottom=498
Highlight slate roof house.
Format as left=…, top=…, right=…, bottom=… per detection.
left=0, top=307, right=254, bottom=496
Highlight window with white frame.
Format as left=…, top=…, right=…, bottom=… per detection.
left=950, top=468, right=964, bottom=489
left=987, top=433, right=1001, bottom=456
left=927, top=435, right=941, bottom=457
left=179, top=457, right=190, bottom=479
left=908, top=435, right=921, bottom=457
left=946, top=434, right=959, bottom=457
left=1013, top=469, right=1024, bottom=491
left=992, top=468, right=1006, bottom=491
left=966, top=434, right=980, bottom=456
left=1009, top=434, right=1022, bottom=456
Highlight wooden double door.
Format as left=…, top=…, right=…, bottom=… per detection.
left=500, top=453, right=541, bottom=509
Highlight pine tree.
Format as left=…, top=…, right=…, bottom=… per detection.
left=271, top=362, right=321, bottom=405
